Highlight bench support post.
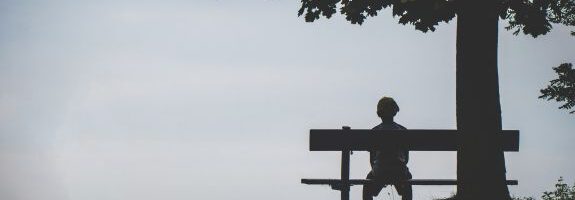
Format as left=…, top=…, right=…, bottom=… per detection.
left=341, top=126, right=351, bottom=200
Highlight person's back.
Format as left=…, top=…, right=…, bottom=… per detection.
left=371, top=121, right=409, bottom=173
left=363, top=97, right=412, bottom=200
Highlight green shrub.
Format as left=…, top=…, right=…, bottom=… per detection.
left=541, top=177, right=575, bottom=200
left=514, top=177, right=575, bottom=200
left=436, top=177, right=574, bottom=200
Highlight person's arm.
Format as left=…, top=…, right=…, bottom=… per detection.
left=400, top=124, right=409, bottom=164
left=404, top=149, right=409, bottom=164
left=370, top=125, right=379, bottom=166
left=370, top=150, right=376, bottom=165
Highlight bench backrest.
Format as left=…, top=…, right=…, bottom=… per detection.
left=309, top=129, right=519, bottom=151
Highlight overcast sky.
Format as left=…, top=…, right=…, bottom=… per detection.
left=1, top=0, right=574, bottom=200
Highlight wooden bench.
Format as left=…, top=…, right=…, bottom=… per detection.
left=301, top=126, right=519, bottom=200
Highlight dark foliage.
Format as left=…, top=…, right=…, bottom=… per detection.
left=298, top=0, right=455, bottom=32
left=540, top=63, right=575, bottom=114
left=512, top=177, right=575, bottom=200
left=298, top=0, right=575, bottom=37
left=438, top=177, right=575, bottom=200
left=503, top=0, right=575, bottom=37
left=542, top=177, right=575, bottom=200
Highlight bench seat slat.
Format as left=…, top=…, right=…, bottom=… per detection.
left=301, top=178, right=518, bottom=186
left=310, top=129, right=519, bottom=151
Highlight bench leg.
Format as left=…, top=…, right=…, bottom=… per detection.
left=341, top=126, right=351, bottom=200
left=341, top=148, right=350, bottom=200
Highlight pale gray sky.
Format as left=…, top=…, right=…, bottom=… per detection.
left=1, top=0, right=574, bottom=200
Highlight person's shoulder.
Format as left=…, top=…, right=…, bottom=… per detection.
left=372, top=122, right=406, bottom=130
left=394, top=122, right=407, bottom=130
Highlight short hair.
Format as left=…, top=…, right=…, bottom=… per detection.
left=377, top=97, right=399, bottom=118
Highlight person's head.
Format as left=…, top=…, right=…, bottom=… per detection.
left=377, top=97, right=399, bottom=119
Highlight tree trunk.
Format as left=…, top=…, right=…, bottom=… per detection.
left=456, top=0, right=511, bottom=199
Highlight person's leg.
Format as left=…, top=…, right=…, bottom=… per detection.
left=363, top=184, right=373, bottom=200
left=364, top=171, right=388, bottom=200
left=363, top=172, right=374, bottom=200
left=364, top=181, right=386, bottom=200
left=393, top=179, right=413, bottom=200
left=394, top=183, right=412, bottom=200
left=394, top=166, right=413, bottom=200
left=363, top=171, right=374, bottom=200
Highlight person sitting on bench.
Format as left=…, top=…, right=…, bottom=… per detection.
left=363, top=97, right=413, bottom=200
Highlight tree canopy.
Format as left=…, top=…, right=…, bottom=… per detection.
left=298, top=0, right=575, bottom=37
left=540, top=63, right=575, bottom=114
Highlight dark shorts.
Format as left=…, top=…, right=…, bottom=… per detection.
left=364, top=166, right=412, bottom=197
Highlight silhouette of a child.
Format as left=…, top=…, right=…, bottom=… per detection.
left=363, top=97, right=412, bottom=200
